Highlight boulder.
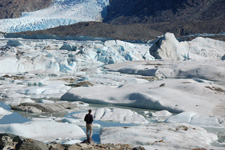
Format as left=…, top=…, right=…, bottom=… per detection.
left=0, top=134, right=144, bottom=150
left=0, top=134, right=48, bottom=150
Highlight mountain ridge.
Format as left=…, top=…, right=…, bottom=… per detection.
left=11, top=20, right=225, bottom=41
left=1, top=0, right=225, bottom=41
left=103, top=0, right=225, bottom=24
left=0, top=0, right=52, bottom=19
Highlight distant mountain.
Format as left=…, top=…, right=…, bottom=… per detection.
left=103, top=0, right=225, bottom=24
left=0, top=0, right=52, bottom=19
left=13, top=20, right=225, bottom=41
left=2, top=0, right=225, bottom=41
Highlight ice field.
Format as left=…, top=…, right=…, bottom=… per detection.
left=0, top=32, right=225, bottom=149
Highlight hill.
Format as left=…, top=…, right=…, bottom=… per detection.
left=3, top=0, right=225, bottom=41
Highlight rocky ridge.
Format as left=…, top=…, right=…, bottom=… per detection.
left=0, top=134, right=145, bottom=150
left=12, top=20, right=225, bottom=41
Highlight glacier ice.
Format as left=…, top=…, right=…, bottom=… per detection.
left=0, top=119, right=85, bottom=143
left=0, top=0, right=109, bottom=33
left=73, top=108, right=149, bottom=124
left=0, top=39, right=152, bottom=74
left=100, top=124, right=218, bottom=149
left=150, top=32, right=225, bottom=60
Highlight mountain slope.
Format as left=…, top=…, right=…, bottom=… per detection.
left=1, top=0, right=225, bottom=41
left=103, top=0, right=225, bottom=24
left=0, top=0, right=52, bottom=19
left=10, top=20, right=225, bottom=41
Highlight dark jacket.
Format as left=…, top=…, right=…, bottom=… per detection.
left=84, top=113, right=93, bottom=124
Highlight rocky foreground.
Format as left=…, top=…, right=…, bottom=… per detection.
left=0, top=134, right=145, bottom=150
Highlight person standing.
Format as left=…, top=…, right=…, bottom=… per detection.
left=84, top=109, right=94, bottom=142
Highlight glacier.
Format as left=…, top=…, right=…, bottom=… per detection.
left=0, top=0, right=109, bottom=33
left=0, top=33, right=225, bottom=149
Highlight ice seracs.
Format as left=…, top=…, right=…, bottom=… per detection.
left=0, top=39, right=151, bottom=74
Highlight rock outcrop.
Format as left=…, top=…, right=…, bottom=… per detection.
left=0, top=134, right=145, bottom=150
left=12, top=20, right=225, bottom=41
left=11, top=102, right=78, bottom=113
left=0, top=134, right=48, bottom=150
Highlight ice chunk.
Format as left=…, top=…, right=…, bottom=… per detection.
left=0, top=120, right=85, bottom=143
left=150, top=110, right=172, bottom=117
left=166, top=112, right=225, bottom=128
left=7, top=40, right=22, bottom=47
left=0, top=107, right=12, bottom=119
left=60, top=42, right=74, bottom=51
left=165, top=111, right=197, bottom=124
left=73, top=108, right=148, bottom=124
left=150, top=32, right=225, bottom=60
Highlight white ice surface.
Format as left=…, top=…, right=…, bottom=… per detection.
left=0, top=35, right=225, bottom=149
left=100, top=123, right=219, bottom=150
left=150, top=33, right=225, bottom=60
left=150, top=110, right=172, bottom=117
left=105, top=60, right=225, bottom=82
left=0, top=107, right=12, bottom=119
left=0, top=0, right=109, bottom=33
left=61, top=78, right=225, bottom=117
left=0, top=120, right=85, bottom=143
left=0, top=39, right=152, bottom=74
left=73, top=108, right=148, bottom=124
left=166, top=111, right=225, bottom=128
